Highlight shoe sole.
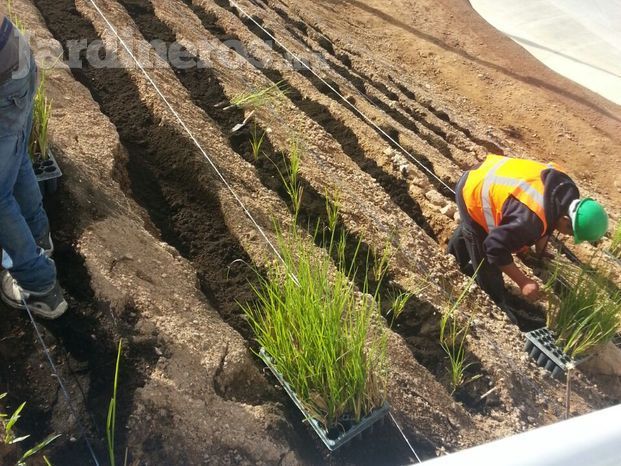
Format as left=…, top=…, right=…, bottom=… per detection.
left=0, top=291, right=68, bottom=319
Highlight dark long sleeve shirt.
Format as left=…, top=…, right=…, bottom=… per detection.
left=456, top=168, right=579, bottom=267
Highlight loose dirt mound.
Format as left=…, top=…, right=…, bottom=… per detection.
left=1, top=0, right=619, bottom=464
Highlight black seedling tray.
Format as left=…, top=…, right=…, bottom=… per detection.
left=259, top=348, right=390, bottom=451
left=524, top=328, right=575, bottom=379
left=33, top=150, right=62, bottom=196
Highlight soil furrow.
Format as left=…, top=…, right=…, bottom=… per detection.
left=267, top=2, right=491, bottom=163
left=195, top=1, right=460, bottom=246
left=211, top=0, right=462, bottom=199
left=34, top=0, right=262, bottom=337
left=180, top=0, right=446, bottom=241
left=266, top=2, right=506, bottom=158
left=266, top=3, right=481, bottom=166
left=388, top=77, right=508, bottom=156
left=283, top=15, right=505, bottom=159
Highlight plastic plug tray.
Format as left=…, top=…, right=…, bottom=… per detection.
left=33, top=150, right=62, bottom=196
left=524, top=327, right=575, bottom=379
left=259, top=347, right=389, bottom=451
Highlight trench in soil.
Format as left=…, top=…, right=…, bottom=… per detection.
left=267, top=3, right=476, bottom=166
left=183, top=0, right=443, bottom=241
left=265, top=2, right=507, bottom=157
left=237, top=0, right=506, bottom=159
left=208, top=0, right=456, bottom=199
left=384, top=76, right=506, bottom=156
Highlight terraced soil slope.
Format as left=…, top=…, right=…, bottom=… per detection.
left=0, top=0, right=619, bottom=464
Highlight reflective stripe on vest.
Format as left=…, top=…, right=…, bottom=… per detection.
left=463, top=155, right=563, bottom=235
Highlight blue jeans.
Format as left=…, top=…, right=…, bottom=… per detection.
left=0, top=53, right=55, bottom=292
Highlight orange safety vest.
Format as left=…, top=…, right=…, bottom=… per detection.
left=462, top=155, right=562, bottom=236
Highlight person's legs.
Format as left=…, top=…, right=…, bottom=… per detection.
left=460, top=223, right=506, bottom=304
left=447, top=224, right=475, bottom=276
left=13, top=97, right=51, bottom=247
left=0, top=53, right=57, bottom=295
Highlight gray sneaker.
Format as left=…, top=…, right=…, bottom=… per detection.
left=37, top=232, right=54, bottom=258
left=0, top=271, right=68, bottom=319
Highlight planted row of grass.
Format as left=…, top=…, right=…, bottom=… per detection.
left=238, top=82, right=487, bottom=420
left=231, top=81, right=287, bottom=110
left=242, top=139, right=390, bottom=429
left=545, top=258, right=621, bottom=358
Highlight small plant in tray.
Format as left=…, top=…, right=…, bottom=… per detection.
left=26, top=71, right=63, bottom=195
left=29, top=71, right=53, bottom=162
left=242, top=139, right=390, bottom=449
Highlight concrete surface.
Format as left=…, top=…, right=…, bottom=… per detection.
left=470, top=0, right=621, bottom=105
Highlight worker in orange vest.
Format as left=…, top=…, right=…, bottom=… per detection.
left=448, top=154, right=608, bottom=320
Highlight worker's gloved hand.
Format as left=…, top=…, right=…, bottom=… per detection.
left=521, top=280, right=541, bottom=302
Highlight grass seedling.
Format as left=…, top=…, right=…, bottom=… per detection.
left=249, top=122, right=266, bottom=161
left=611, top=223, right=621, bottom=259
left=439, top=264, right=481, bottom=394
left=387, top=291, right=413, bottom=325
left=280, top=137, right=304, bottom=219
left=0, top=393, right=60, bottom=465
left=231, top=81, right=287, bottom=110
left=243, top=141, right=389, bottom=430
left=545, top=261, right=621, bottom=358
left=7, top=0, right=25, bottom=33
left=106, top=340, right=123, bottom=466
left=29, top=71, right=53, bottom=161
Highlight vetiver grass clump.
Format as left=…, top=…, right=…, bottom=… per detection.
left=29, top=72, right=53, bottom=161
left=546, top=260, right=621, bottom=358
left=242, top=140, right=389, bottom=430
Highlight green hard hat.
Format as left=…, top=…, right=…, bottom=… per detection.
left=569, top=198, right=608, bottom=244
